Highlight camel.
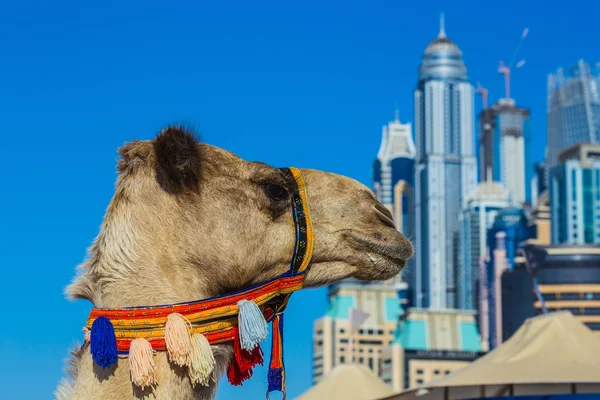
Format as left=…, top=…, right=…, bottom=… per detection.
left=57, top=126, right=413, bottom=400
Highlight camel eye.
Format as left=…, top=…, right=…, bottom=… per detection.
left=264, top=183, right=288, bottom=202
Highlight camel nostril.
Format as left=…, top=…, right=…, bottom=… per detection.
left=373, top=204, right=395, bottom=229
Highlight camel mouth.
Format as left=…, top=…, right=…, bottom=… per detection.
left=346, top=231, right=413, bottom=261
left=345, top=230, right=413, bottom=280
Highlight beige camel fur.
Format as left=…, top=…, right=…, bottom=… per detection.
left=57, top=126, right=413, bottom=400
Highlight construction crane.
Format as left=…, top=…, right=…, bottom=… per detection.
left=498, top=28, right=529, bottom=100
left=475, top=81, right=489, bottom=109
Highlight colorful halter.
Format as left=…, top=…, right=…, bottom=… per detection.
left=83, top=167, right=314, bottom=399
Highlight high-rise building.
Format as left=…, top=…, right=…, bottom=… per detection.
left=312, top=279, right=408, bottom=384
left=478, top=99, right=532, bottom=203
left=373, top=111, right=416, bottom=219
left=522, top=243, right=600, bottom=336
left=414, top=15, right=477, bottom=309
left=550, top=143, right=600, bottom=245
left=373, top=112, right=416, bottom=294
left=547, top=60, right=600, bottom=168
left=481, top=207, right=530, bottom=349
left=379, top=308, right=483, bottom=392
left=458, top=180, right=512, bottom=311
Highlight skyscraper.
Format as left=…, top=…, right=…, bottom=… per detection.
left=373, top=111, right=416, bottom=219
left=414, top=15, right=477, bottom=309
left=459, top=180, right=512, bottom=311
left=478, top=99, right=532, bottom=203
left=550, top=143, right=600, bottom=244
left=547, top=60, right=600, bottom=168
left=373, top=112, right=416, bottom=296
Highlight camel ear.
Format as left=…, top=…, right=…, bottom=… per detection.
left=153, top=126, right=202, bottom=193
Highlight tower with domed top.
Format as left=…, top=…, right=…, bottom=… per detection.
left=414, top=14, right=477, bottom=309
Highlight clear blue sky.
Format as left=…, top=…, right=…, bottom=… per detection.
left=0, top=1, right=597, bottom=398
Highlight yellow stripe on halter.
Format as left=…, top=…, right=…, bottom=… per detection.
left=289, top=167, right=315, bottom=275
left=86, top=280, right=305, bottom=330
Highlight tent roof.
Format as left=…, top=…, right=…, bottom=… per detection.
left=422, top=311, right=600, bottom=388
left=297, top=364, right=394, bottom=400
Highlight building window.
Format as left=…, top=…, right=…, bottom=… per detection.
left=434, top=370, right=440, bottom=375
left=368, top=358, right=374, bottom=369
left=339, top=328, right=345, bottom=334
left=359, top=357, right=364, bottom=363
left=417, top=379, right=424, bottom=384
left=445, top=370, right=451, bottom=375
left=340, top=356, right=345, bottom=363
left=416, top=369, right=424, bottom=375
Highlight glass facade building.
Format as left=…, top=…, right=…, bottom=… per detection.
left=547, top=60, right=600, bottom=168
left=414, top=17, right=477, bottom=309
left=550, top=143, right=600, bottom=245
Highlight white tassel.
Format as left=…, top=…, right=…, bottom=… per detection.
left=188, top=333, right=216, bottom=387
left=129, top=338, right=157, bottom=389
left=237, top=300, right=268, bottom=351
left=165, top=313, right=192, bottom=366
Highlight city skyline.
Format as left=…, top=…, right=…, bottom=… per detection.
left=313, top=14, right=599, bottom=396
left=1, top=2, right=598, bottom=399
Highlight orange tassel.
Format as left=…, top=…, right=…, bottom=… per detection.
left=129, top=338, right=157, bottom=389
left=164, top=313, right=192, bottom=367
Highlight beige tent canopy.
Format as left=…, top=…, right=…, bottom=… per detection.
left=383, top=312, right=600, bottom=400
left=297, top=364, right=394, bottom=400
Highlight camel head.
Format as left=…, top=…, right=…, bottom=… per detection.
left=68, top=126, right=413, bottom=308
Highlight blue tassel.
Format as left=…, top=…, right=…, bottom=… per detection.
left=90, top=316, right=118, bottom=368
left=237, top=300, right=268, bottom=351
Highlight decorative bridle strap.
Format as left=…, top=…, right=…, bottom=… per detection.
left=86, top=274, right=305, bottom=351
left=265, top=168, right=314, bottom=399
left=83, top=167, right=313, bottom=398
